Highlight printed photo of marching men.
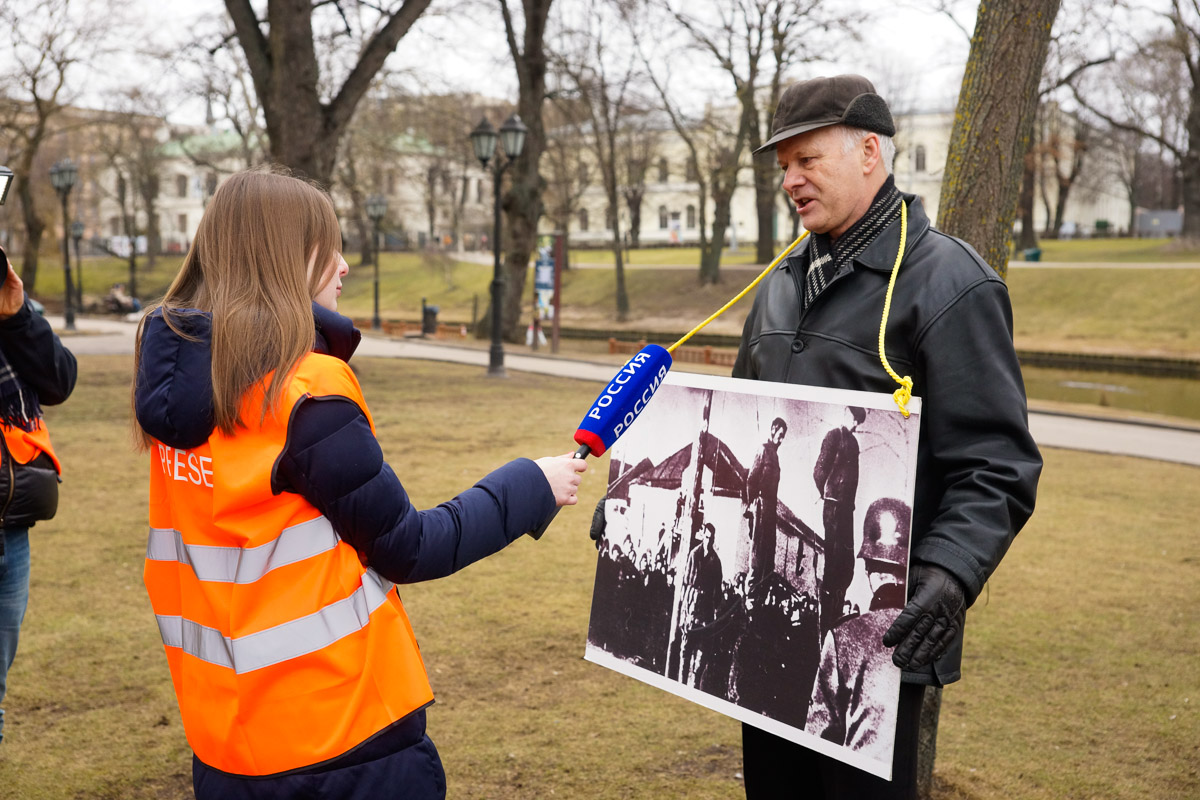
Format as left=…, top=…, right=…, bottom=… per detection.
left=585, top=371, right=922, bottom=780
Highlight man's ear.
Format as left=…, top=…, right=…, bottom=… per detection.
left=861, top=132, right=882, bottom=175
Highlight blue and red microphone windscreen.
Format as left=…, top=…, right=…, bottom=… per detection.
left=573, top=344, right=673, bottom=457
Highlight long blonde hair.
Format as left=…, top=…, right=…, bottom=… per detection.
left=134, top=167, right=342, bottom=444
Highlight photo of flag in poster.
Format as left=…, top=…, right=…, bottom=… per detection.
left=585, top=371, right=921, bottom=780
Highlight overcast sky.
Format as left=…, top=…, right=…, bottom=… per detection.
left=12, top=0, right=1167, bottom=130
left=101, top=0, right=976, bottom=128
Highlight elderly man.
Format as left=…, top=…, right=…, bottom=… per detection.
left=733, top=75, right=1042, bottom=798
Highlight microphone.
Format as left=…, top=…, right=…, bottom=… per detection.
left=530, top=228, right=810, bottom=540
left=572, top=343, right=673, bottom=457
left=530, top=344, right=673, bottom=539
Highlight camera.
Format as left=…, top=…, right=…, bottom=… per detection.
left=0, top=164, right=12, bottom=290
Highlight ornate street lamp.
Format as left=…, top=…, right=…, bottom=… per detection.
left=48, top=159, right=79, bottom=331
left=469, top=113, right=527, bottom=377
left=365, top=194, right=388, bottom=331
left=70, top=219, right=84, bottom=309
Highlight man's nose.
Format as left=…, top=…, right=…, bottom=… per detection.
left=782, top=167, right=804, bottom=192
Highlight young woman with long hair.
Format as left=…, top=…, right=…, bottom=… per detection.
left=133, top=168, right=585, bottom=799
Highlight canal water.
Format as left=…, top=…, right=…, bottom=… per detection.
left=1021, top=366, right=1200, bottom=422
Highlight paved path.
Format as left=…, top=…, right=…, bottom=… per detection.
left=57, top=315, right=1200, bottom=468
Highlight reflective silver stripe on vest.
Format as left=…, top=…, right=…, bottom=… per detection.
left=146, top=517, right=339, bottom=583
left=154, top=569, right=394, bottom=673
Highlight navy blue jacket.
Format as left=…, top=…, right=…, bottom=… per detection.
left=135, top=302, right=555, bottom=799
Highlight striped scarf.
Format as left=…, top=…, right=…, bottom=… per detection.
left=0, top=344, right=41, bottom=432
left=803, top=176, right=902, bottom=309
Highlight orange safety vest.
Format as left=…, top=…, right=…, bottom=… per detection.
left=143, top=353, right=433, bottom=776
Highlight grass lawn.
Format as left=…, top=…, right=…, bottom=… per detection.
left=21, top=239, right=1200, bottom=357
left=0, top=354, right=1195, bottom=798
left=1005, top=267, right=1200, bottom=356
left=1024, top=236, right=1200, bottom=263
left=569, top=246, right=761, bottom=267
left=24, top=255, right=184, bottom=312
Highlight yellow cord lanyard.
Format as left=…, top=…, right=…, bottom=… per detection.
left=668, top=200, right=913, bottom=417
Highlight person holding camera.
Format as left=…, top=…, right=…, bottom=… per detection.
left=0, top=252, right=77, bottom=744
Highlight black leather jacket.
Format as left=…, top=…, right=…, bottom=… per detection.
left=733, top=194, right=1042, bottom=685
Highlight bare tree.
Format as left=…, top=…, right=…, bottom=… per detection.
left=924, top=1, right=1062, bottom=794
left=638, top=55, right=714, bottom=281
left=221, top=0, right=433, bottom=184
left=698, top=106, right=749, bottom=284
left=495, top=0, right=556, bottom=341
left=1069, top=4, right=1200, bottom=237
left=0, top=0, right=109, bottom=290
left=667, top=0, right=854, bottom=264
left=937, top=0, right=1063, bottom=278
left=542, top=103, right=593, bottom=269
left=620, top=122, right=657, bottom=249
left=176, top=29, right=268, bottom=173
left=552, top=0, right=641, bottom=319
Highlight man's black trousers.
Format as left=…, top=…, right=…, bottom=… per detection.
left=742, top=683, right=926, bottom=799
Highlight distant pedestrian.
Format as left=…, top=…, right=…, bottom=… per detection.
left=0, top=248, right=76, bottom=745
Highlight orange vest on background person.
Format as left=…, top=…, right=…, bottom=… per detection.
left=143, top=353, right=434, bottom=777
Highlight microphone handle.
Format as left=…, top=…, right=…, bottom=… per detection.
left=528, top=443, right=592, bottom=540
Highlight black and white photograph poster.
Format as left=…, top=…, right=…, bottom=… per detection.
left=585, top=371, right=922, bottom=780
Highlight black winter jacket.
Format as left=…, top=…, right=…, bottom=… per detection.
left=0, top=298, right=77, bottom=530
left=733, top=195, right=1042, bottom=686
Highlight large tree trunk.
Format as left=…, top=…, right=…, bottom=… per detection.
left=142, top=180, right=160, bottom=267
left=937, top=0, right=1061, bottom=279
left=1017, top=147, right=1039, bottom=251
left=916, top=687, right=943, bottom=800
left=928, top=0, right=1060, bottom=792
left=497, top=0, right=553, bottom=342
left=1182, top=98, right=1200, bottom=240
left=1052, top=177, right=1070, bottom=237
left=224, top=0, right=432, bottom=186
left=626, top=189, right=643, bottom=249
left=753, top=154, right=776, bottom=262
left=16, top=176, right=44, bottom=289
left=501, top=112, right=545, bottom=342
left=701, top=185, right=734, bottom=285
left=611, top=228, right=629, bottom=320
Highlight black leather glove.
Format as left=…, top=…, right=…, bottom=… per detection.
left=882, top=563, right=966, bottom=670
left=589, top=497, right=606, bottom=550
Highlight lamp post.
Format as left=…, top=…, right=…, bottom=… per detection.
left=49, top=159, right=78, bottom=331
left=469, top=113, right=527, bottom=377
left=70, top=219, right=84, bottom=309
left=365, top=194, right=388, bottom=331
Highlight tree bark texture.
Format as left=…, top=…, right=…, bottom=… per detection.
left=498, top=0, right=553, bottom=342
left=1017, top=145, right=1039, bottom=252
left=15, top=175, right=44, bottom=289
left=754, top=152, right=778, bottom=263
left=224, top=0, right=432, bottom=185
left=916, top=687, right=942, bottom=800
left=927, top=0, right=1060, bottom=788
left=1182, top=96, right=1200, bottom=239
left=936, top=0, right=1061, bottom=280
